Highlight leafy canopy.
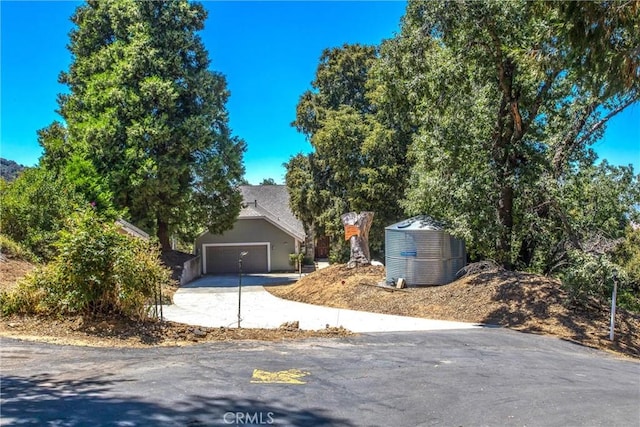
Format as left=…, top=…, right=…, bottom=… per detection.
left=393, top=0, right=639, bottom=268
left=43, top=0, right=245, bottom=249
left=287, top=44, right=411, bottom=260
left=287, top=0, right=639, bottom=290
left=0, top=168, right=87, bottom=261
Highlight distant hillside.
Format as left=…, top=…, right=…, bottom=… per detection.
left=0, top=158, right=26, bottom=182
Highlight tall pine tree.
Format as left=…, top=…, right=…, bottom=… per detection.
left=46, top=0, right=245, bottom=250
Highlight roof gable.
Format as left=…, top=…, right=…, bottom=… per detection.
left=115, top=219, right=150, bottom=240
left=239, top=185, right=305, bottom=241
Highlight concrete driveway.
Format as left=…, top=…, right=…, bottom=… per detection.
left=162, top=274, right=478, bottom=332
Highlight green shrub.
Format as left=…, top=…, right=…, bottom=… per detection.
left=0, top=168, right=86, bottom=261
left=329, top=239, right=350, bottom=264
left=289, top=253, right=304, bottom=269
left=560, top=249, right=638, bottom=312
left=612, top=227, right=640, bottom=312
left=1, top=209, right=171, bottom=319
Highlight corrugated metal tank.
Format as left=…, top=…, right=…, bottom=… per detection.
left=385, top=216, right=466, bottom=286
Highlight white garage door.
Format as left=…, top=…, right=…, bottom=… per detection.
left=204, top=244, right=269, bottom=274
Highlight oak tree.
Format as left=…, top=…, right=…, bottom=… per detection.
left=392, top=0, right=639, bottom=267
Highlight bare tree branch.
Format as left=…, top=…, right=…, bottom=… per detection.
left=574, top=95, right=638, bottom=147
left=552, top=101, right=599, bottom=177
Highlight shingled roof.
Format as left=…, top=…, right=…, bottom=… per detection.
left=239, top=185, right=305, bottom=241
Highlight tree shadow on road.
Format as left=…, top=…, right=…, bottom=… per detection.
left=1, top=372, right=355, bottom=426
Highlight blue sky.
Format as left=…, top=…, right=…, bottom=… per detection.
left=1, top=1, right=638, bottom=184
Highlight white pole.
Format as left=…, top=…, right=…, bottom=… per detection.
left=609, top=277, right=618, bottom=341
left=238, top=251, right=248, bottom=328
left=237, top=257, right=242, bottom=328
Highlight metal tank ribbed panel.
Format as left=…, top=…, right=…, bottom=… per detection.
left=385, top=216, right=466, bottom=286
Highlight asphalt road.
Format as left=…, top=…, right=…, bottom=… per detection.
left=1, top=329, right=638, bottom=427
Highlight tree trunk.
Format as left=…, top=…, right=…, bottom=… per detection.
left=157, top=217, right=172, bottom=252
left=496, top=183, right=514, bottom=269
left=341, top=212, right=374, bottom=268
left=517, top=236, right=536, bottom=268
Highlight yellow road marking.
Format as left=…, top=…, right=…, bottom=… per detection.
left=250, top=369, right=310, bottom=384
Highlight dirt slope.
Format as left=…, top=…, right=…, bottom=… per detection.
left=268, top=264, right=640, bottom=358
left=0, top=258, right=35, bottom=293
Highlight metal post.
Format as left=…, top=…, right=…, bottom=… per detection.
left=238, top=251, right=248, bottom=328
left=609, top=272, right=618, bottom=341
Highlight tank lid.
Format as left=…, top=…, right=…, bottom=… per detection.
left=386, top=215, right=445, bottom=231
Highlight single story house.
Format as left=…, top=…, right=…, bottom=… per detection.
left=194, top=185, right=306, bottom=274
